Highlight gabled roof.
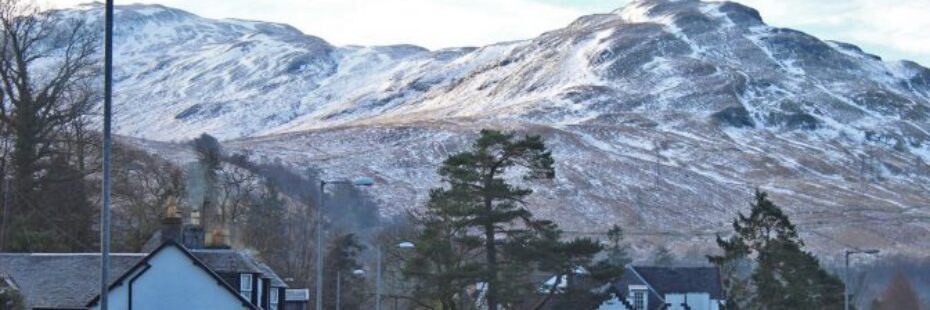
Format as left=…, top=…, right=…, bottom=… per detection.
left=627, top=266, right=723, bottom=299
left=85, top=241, right=259, bottom=309
left=0, top=241, right=287, bottom=309
left=0, top=253, right=143, bottom=308
left=607, top=265, right=724, bottom=310
left=191, top=249, right=287, bottom=287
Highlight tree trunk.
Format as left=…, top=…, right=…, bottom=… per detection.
left=484, top=194, right=498, bottom=310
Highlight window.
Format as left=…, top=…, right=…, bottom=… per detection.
left=256, top=278, right=264, bottom=309
left=629, top=286, right=648, bottom=310
left=240, top=274, right=253, bottom=301
left=269, top=288, right=279, bottom=310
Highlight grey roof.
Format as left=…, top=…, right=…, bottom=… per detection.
left=190, top=249, right=287, bottom=287
left=609, top=266, right=724, bottom=310
left=0, top=248, right=287, bottom=309
left=0, top=253, right=144, bottom=309
left=629, top=266, right=723, bottom=299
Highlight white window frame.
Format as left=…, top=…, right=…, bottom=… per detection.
left=629, top=285, right=648, bottom=310
left=240, top=273, right=254, bottom=301
left=269, top=288, right=279, bottom=310
left=257, top=278, right=264, bottom=309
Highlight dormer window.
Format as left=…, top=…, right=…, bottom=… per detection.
left=257, top=278, right=264, bottom=309
left=269, top=287, right=279, bottom=310
left=240, top=273, right=254, bottom=300
left=629, top=285, right=648, bottom=310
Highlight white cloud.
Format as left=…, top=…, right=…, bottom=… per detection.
left=43, top=0, right=930, bottom=65
left=45, top=0, right=586, bottom=49
left=737, top=0, right=930, bottom=65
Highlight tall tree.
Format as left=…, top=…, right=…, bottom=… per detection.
left=403, top=189, right=484, bottom=310
left=434, top=129, right=555, bottom=309
left=709, top=190, right=845, bottom=310
left=523, top=222, right=612, bottom=310
left=653, top=245, right=675, bottom=267
left=604, top=224, right=632, bottom=267
left=0, top=0, right=98, bottom=251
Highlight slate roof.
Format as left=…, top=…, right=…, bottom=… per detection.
left=607, top=266, right=724, bottom=310
left=0, top=246, right=287, bottom=309
left=0, top=253, right=143, bottom=309
left=190, top=249, right=287, bottom=287
left=630, top=266, right=723, bottom=299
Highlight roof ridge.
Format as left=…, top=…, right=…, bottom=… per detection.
left=0, top=253, right=146, bottom=256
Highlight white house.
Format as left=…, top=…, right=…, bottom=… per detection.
left=598, top=266, right=724, bottom=310
left=87, top=241, right=256, bottom=310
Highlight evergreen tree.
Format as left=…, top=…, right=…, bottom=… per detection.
left=605, top=224, right=632, bottom=267
left=403, top=189, right=484, bottom=310
left=522, top=221, right=613, bottom=310
left=709, top=191, right=845, bottom=310
left=653, top=245, right=675, bottom=267
left=432, top=129, right=555, bottom=310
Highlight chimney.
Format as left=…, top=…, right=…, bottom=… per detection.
left=160, top=197, right=183, bottom=244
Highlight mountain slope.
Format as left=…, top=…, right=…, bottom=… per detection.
left=67, top=0, right=930, bottom=255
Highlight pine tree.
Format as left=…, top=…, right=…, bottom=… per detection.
left=605, top=224, right=632, bottom=267
left=510, top=219, right=604, bottom=309
left=654, top=245, right=675, bottom=267
left=433, top=129, right=555, bottom=310
left=403, top=189, right=484, bottom=310
left=709, top=190, right=845, bottom=310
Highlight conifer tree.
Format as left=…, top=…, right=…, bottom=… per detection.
left=605, top=224, right=632, bottom=267
left=710, top=191, right=845, bottom=310
left=403, top=189, right=484, bottom=310
left=432, top=129, right=555, bottom=310
left=654, top=245, right=675, bottom=267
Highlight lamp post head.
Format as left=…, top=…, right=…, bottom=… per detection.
left=353, top=269, right=366, bottom=276
left=398, top=241, right=415, bottom=250
left=863, top=249, right=880, bottom=254
left=352, top=177, right=375, bottom=186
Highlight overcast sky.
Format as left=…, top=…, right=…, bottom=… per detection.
left=45, top=0, right=930, bottom=65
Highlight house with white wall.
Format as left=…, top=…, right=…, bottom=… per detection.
left=598, top=266, right=724, bottom=310
left=86, top=241, right=258, bottom=310
left=0, top=206, right=299, bottom=310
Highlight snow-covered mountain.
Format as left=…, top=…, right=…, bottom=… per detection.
left=67, top=0, right=930, bottom=256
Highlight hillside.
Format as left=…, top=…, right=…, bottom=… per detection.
left=66, top=0, right=930, bottom=256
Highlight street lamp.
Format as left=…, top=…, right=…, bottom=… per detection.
left=845, top=249, right=879, bottom=310
left=377, top=241, right=415, bottom=310
left=316, top=177, right=374, bottom=310
left=335, top=269, right=366, bottom=310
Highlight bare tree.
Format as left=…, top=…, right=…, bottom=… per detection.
left=0, top=0, right=99, bottom=251
left=111, top=144, right=184, bottom=251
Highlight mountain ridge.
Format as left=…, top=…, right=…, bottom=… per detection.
left=59, top=0, right=930, bottom=256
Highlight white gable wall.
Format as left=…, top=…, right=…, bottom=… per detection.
left=91, top=246, right=250, bottom=310
left=665, top=293, right=720, bottom=310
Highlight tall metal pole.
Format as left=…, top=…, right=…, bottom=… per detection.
left=316, top=181, right=325, bottom=310
left=335, top=270, right=341, bottom=310
left=376, top=246, right=382, bottom=310
left=844, top=251, right=850, bottom=310
left=100, top=0, right=115, bottom=309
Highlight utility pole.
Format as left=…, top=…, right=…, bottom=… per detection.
left=316, top=180, right=325, bottom=310
left=100, top=0, right=115, bottom=309
left=845, top=249, right=879, bottom=310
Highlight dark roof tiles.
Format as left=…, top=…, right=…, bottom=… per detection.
left=0, top=248, right=287, bottom=309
